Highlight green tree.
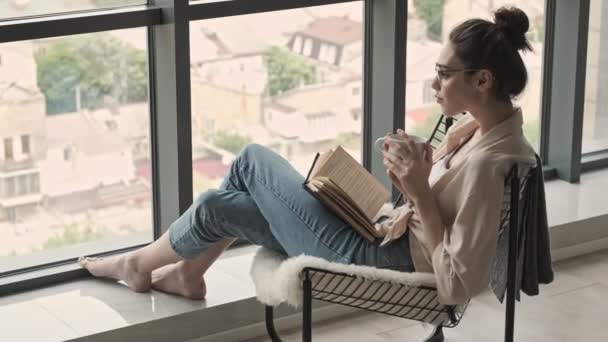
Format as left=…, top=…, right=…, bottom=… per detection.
left=211, top=130, right=253, bottom=154
left=262, top=47, right=318, bottom=97
left=42, top=223, right=110, bottom=250
left=407, top=109, right=444, bottom=139
left=413, top=0, right=445, bottom=41
left=35, top=32, right=148, bottom=114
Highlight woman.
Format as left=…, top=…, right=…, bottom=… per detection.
left=80, top=6, right=536, bottom=305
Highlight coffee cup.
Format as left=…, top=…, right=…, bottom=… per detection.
left=374, top=134, right=427, bottom=157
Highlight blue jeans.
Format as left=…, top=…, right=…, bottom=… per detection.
left=168, top=144, right=415, bottom=272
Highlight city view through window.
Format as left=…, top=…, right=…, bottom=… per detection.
left=189, top=3, right=365, bottom=195
left=1, top=0, right=545, bottom=274
left=0, top=27, right=153, bottom=273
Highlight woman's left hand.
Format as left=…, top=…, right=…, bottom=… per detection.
left=382, top=129, right=434, bottom=203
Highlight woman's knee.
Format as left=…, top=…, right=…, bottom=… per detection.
left=239, top=144, right=277, bottom=167
left=193, top=191, right=227, bottom=223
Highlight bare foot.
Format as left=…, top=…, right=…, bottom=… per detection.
left=79, top=254, right=151, bottom=292
left=151, top=262, right=206, bottom=300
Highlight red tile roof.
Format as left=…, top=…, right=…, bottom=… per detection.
left=136, top=158, right=230, bottom=182
left=299, top=16, right=362, bottom=46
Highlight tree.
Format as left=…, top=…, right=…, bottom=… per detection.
left=211, top=130, right=253, bottom=154
left=262, top=47, right=318, bottom=97
left=407, top=108, right=443, bottom=138
left=35, top=32, right=148, bottom=114
left=413, top=0, right=445, bottom=41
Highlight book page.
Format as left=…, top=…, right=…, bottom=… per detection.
left=309, top=150, right=333, bottom=180
left=306, top=179, right=378, bottom=241
left=314, top=147, right=390, bottom=220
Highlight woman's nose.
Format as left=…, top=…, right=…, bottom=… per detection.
left=431, top=76, right=440, bottom=91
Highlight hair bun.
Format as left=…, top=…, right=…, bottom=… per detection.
left=494, top=6, right=532, bottom=52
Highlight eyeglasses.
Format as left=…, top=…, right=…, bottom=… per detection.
left=434, top=64, right=482, bottom=81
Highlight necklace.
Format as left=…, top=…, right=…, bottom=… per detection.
left=446, top=129, right=480, bottom=168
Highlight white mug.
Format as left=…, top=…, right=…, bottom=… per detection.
left=374, top=134, right=427, bottom=157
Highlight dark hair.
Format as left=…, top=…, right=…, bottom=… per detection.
left=449, top=6, right=533, bottom=102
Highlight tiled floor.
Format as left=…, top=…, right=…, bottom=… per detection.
left=245, top=248, right=608, bottom=342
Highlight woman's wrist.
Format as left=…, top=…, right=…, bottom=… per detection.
left=409, top=183, right=433, bottom=206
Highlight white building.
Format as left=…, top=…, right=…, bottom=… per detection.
left=263, top=78, right=362, bottom=159
left=441, top=0, right=545, bottom=41
left=40, top=112, right=135, bottom=199
left=287, top=16, right=363, bottom=81
left=0, top=41, right=46, bottom=222
left=85, top=102, right=151, bottom=161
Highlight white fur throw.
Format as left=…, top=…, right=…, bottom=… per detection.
left=250, top=247, right=438, bottom=308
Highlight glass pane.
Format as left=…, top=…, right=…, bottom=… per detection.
left=0, top=0, right=146, bottom=21
left=405, top=1, right=545, bottom=151
left=0, top=28, right=153, bottom=274
left=190, top=3, right=363, bottom=196
left=582, top=0, right=608, bottom=154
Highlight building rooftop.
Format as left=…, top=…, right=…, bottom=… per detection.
left=0, top=82, right=42, bottom=103
left=45, top=111, right=128, bottom=156
left=298, top=16, right=362, bottom=46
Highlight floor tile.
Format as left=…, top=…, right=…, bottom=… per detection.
left=553, top=249, right=608, bottom=285
left=243, top=248, right=608, bottom=342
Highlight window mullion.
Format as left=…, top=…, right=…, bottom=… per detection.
left=364, top=0, right=406, bottom=200
left=149, top=0, right=193, bottom=237
left=544, top=0, right=590, bottom=182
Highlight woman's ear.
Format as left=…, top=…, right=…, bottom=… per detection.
left=476, top=69, right=494, bottom=93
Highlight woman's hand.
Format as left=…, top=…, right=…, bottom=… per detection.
left=382, top=129, right=433, bottom=203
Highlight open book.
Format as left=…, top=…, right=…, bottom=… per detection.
left=303, top=146, right=391, bottom=241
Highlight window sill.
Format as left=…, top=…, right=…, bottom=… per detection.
left=0, top=244, right=355, bottom=342
left=1, top=168, right=608, bottom=342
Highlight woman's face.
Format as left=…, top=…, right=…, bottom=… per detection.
left=431, top=44, right=486, bottom=116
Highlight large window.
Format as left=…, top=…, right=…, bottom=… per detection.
left=582, top=0, right=608, bottom=154
left=189, top=3, right=364, bottom=196
left=0, top=28, right=152, bottom=274
left=405, top=0, right=545, bottom=151
left=0, top=0, right=606, bottom=302
left=0, top=0, right=145, bottom=20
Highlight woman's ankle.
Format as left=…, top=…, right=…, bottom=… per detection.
left=123, top=253, right=147, bottom=275
left=177, top=262, right=201, bottom=278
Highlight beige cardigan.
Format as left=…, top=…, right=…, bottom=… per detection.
left=404, top=110, right=536, bottom=304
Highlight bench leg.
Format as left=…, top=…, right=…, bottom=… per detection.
left=422, top=325, right=444, bottom=342
left=303, top=278, right=312, bottom=342
left=265, top=305, right=283, bottom=342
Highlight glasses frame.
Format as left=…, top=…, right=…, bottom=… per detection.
left=434, top=64, right=483, bottom=81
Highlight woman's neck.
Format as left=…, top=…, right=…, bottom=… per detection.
left=469, top=101, right=515, bottom=135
